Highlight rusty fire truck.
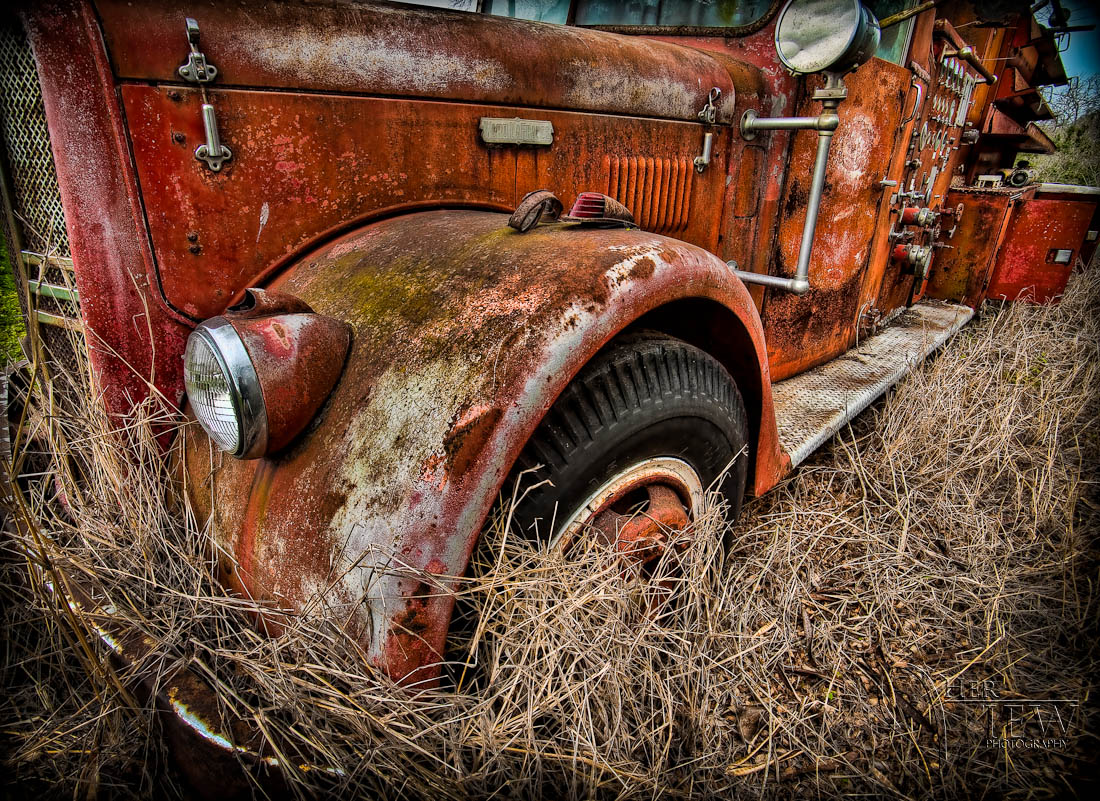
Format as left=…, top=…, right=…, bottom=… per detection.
left=2, top=0, right=1098, bottom=777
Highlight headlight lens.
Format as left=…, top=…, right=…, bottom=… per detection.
left=183, top=318, right=268, bottom=458
left=184, top=332, right=239, bottom=452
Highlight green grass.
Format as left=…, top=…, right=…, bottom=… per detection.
left=1, top=227, right=26, bottom=363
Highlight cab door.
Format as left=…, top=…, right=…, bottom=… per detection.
left=762, top=59, right=912, bottom=381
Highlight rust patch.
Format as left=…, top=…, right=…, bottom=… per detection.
left=627, top=257, right=656, bottom=281
left=923, top=189, right=1016, bottom=307
left=764, top=62, right=911, bottom=381
left=443, top=405, right=503, bottom=476
left=393, top=584, right=433, bottom=636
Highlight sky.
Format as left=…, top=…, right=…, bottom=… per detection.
left=1038, top=0, right=1100, bottom=80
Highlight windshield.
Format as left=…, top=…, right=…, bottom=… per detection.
left=484, top=0, right=571, bottom=23
left=575, top=0, right=777, bottom=28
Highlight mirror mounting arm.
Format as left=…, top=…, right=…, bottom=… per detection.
left=734, top=73, right=848, bottom=296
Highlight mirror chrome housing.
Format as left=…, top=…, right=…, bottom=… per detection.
left=775, top=0, right=881, bottom=75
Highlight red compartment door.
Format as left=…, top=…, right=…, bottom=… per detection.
left=987, top=190, right=1097, bottom=304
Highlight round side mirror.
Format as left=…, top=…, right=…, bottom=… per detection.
left=774, top=0, right=881, bottom=75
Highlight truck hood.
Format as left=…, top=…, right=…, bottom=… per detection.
left=96, top=0, right=738, bottom=124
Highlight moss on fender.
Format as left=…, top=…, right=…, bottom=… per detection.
left=183, top=208, right=783, bottom=684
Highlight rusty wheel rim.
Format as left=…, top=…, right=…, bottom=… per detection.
left=554, top=457, right=704, bottom=565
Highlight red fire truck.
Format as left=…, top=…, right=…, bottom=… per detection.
left=2, top=0, right=1097, bottom=776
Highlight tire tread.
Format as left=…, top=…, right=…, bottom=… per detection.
left=510, top=333, right=749, bottom=538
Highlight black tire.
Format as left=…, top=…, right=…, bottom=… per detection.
left=510, top=332, right=750, bottom=540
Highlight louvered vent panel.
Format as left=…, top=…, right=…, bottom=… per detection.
left=605, top=155, right=691, bottom=234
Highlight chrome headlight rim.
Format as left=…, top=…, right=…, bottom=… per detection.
left=185, top=317, right=269, bottom=459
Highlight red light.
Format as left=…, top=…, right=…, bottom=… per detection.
left=568, top=192, right=607, bottom=219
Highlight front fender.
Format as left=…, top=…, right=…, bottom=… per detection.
left=183, top=210, right=786, bottom=681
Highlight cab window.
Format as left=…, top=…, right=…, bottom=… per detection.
left=868, top=0, right=917, bottom=65
left=400, top=0, right=780, bottom=32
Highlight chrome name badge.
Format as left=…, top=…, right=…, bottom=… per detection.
left=479, top=118, right=554, bottom=146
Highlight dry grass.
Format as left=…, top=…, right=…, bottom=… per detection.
left=2, top=267, right=1098, bottom=799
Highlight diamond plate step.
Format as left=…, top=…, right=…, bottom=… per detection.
left=772, top=300, right=974, bottom=468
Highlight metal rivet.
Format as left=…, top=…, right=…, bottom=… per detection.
left=186, top=231, right=199, bottom=242
left=172, top=132, right=185, bottom=144
left=189, top=244, right=202, bottom=255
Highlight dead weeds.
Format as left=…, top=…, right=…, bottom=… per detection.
left=2, top=266, right=1098, bottom=799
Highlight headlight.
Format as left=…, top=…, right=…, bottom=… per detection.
left=182, top=289, right=351, bottom=460
left=184, top=317, right=268, bottom=458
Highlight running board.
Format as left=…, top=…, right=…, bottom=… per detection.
left=772, top=300, right=974, bottom=468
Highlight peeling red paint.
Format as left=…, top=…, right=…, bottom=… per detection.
left=228, top=309, right=351, bottom=454
left=21, top=0, right=191, bottom=415
left=96, top=0, right=737, bottom=124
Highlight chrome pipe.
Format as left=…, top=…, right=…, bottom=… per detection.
left=740, top=110, right=838, bottom=137
left=796, top=120, right=837, bottom=282
left=729, top=267, right=811, bottom=294
left=730, top=124, right=832, bottom=297
left=734, top=75, right=845, bottom=296
left=899, top=77, right=924, bottom=128
left=694, top=131, right=714, bottom=173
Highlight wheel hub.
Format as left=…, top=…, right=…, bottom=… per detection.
left=589, top=483, right=690, bottom=562
left=556, top=457, right=704, bottom=565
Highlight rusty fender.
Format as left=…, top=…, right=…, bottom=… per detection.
left=182, top=209, right=788, bottom=683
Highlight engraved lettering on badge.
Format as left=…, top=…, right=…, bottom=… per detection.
left=479, top=118, right=554, bottom=146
